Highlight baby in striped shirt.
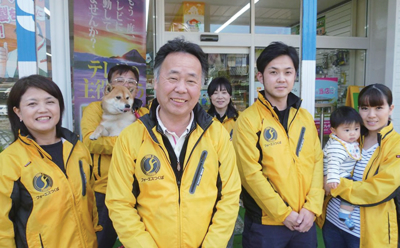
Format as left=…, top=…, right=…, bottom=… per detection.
left=323, top=106, right=363, bottom=230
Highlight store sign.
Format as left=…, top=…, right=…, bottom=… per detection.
left=315, top=77, right=338, bottom=135
left=73, top=0, right=146, bottom=135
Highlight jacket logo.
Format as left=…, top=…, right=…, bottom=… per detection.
left=263, top=127, right=278, bottom=142
left=33, top=173, right=53, bottom=192
left=141, top=155, right=161, bottom=176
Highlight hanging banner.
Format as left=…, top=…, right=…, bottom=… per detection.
left=35, top=0, right=48, bottom=75
left=73, top=0, right=146, bottom=135
left=0, top=0, right=18, bottom=79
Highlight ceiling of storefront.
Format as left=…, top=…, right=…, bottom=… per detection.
left=164, top=0, right=351, bottom=28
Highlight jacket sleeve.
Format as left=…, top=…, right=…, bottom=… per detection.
left=324, top=140, right=347, bottom=184
left=0, top=154, right=17, bottom=248
left=105, top=128, right=157, bottom=248
left=302, top=128, right=324, bottom=216
left=202, top=127, right=241, bottom=247
left=331, top=152, right=400, bottom=207
left=81, top=102, right=118, bottom=155
left=137, top=107, right=149, bottom=116
left=232, top=115, right=292, bottom=223
left=332, top=144, right=400, bottom=206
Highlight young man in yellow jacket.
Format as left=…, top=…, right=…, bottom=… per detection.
left=233, top=42, right=324, bottom=248
left=81, top=64, right=148, bottom=248
left=105, top=38, right=241, bottom=248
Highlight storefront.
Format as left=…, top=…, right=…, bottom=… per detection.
left=0, top=0, right=399, bottom=148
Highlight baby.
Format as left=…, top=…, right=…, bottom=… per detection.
left=323, top=106, right=362, bottom=230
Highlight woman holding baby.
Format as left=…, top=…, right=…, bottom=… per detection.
left=319, top=84, right=400, bottom=248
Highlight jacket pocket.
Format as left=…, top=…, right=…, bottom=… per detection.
left=79, top=161, right=87, bottom=196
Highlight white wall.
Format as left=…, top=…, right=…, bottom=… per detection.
left=366, top=0, right=388, bottom=86
left=385, top=0, right=400, bottom=131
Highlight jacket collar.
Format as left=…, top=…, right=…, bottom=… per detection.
left=257, top=90, right=302, bottom=111
left=18, top=128, right=78, bottom=159
left=140, top=98, right=213, bottom=143
left=207, top=105, right=238, bottom=120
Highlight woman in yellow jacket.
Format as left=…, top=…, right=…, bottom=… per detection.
left=207, top=77, right=239, bottom=139
left=0, top=75, right=100, bottom=247
left=319, top=84, right=400, bottom=248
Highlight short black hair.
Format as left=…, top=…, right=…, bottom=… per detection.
left=7, top=75, right=65, bottom=142
left=330, top=106, right=363, bottom=129
left=207, top=77, right=232, bottom=96
left=256, top=42, right=299, bottom=74
left=107, top=64, right=140, bottom=83
left=154, top=37, right=208, bottom=84
left=207, top=77, right=238, bottom=118
left=358, top=84, right=393, bottom=107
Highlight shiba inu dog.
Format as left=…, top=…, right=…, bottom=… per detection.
left=89, top=84, right=136, bottom=140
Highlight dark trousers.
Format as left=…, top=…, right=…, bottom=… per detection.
left=242, top=215, right=317, bottom=248
left=322, top=219, right=359, bottom=248
left=96, top=192, right=118, bottom=248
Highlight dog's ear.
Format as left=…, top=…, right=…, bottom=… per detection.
left=104, top=84, right=113, bottom=95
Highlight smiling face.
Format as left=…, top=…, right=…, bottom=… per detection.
left=13, top=87, right=60, bottom=142
left=210, top=85, right=231, bottom=115
left=110, top=70, right=138, bottom=97
left=154, top=52, right=202, bottom=122
left=331, top=122, right=361, bottom=143
left=359, top=99, right=394, bottom=135
left=257, top=55, right=296, bottom=110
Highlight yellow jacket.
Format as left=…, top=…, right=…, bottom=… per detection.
left=81, top=100, right=148, bottom=194
left=0, top=129, right=100, bottom=248
left=105, top=101, right=241, bottom=248
left=207, top=106, right=239, bottom=137
left=317, top=123, right=400, bottom=247
left=233, top=91, right=324, bottom=225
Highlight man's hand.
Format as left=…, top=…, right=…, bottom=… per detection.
left=283, top=211, right=299, bottom=231
left=294, top=208, right=315, bottom=232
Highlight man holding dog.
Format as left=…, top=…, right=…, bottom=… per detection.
left=105, top=38, right=241, bottom=247
left=81, top=64, right=148, bottom=248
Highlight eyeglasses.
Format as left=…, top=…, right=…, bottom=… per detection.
left=112, top=78, right=138, bottom=85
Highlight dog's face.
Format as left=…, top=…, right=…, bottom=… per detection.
left=102, top=84, right=134, bottom=114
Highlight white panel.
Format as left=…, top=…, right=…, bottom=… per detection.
left=301, top=60, right=316, bottom=116
left=324, top=2, right=352, bottom=36
left=17, top=61, right=37, bottom=77
left=386, top=0, right=400, bottom=132
left=49, top=0, right=73, bottom=131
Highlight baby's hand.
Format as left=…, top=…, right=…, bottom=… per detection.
left=324, top=181, right=339, bottom=195
left=327, top=182, right=338, bottom=189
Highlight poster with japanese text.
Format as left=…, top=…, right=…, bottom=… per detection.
left=73, top=0, right=146, bottom=135
left=0, top=0, right=18, bottom=80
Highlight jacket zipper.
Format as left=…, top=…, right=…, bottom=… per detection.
left=79, top=161, right=87, bottom=196
left=388, top=213, right=391, bottom=244
left=39, top=234, right=44, bottom=247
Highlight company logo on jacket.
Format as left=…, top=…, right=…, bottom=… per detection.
left=140, top=155, right=164, bottom=182
left=263, top=127, right=281, bottom=147
left=33, top=173, right=53, bottom=192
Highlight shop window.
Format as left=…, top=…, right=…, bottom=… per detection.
left=199, top=53, right=249, bottom=111
left=164, top=0, right=251, bottom=33
left=315, top=48, right=366, bottom=145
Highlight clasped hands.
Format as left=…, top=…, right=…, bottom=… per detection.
left=283, top=208, right=315, bottom=232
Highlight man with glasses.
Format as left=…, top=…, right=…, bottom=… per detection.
left=81, top=64, right=148, bottom=248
